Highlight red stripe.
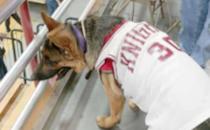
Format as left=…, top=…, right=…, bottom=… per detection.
left=100, top=20, right=127, bottom=72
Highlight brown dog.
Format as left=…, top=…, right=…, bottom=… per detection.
left=31, top=39, right=70, bottom=80
left=34, top=12, right=210, bottom=130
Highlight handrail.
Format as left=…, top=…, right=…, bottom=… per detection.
left=0, top=34, right=27, bottom=83
left=10, top=29, right=24, bottom=62
left=0, top=0, right=74, bottom=102
left=0, top=27, right=47, bottom=102
left=12, top=81, right=48, bottom=130
left=79, top=0, right=97, bottom=21
left=11, top=0, right=97, bottom=129
left=0, top=0, right=24, bottom=23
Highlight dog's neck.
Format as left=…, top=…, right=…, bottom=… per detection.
left=74, top=15, right=124, bottom=70
left=71, top=24, right=87, bottom=53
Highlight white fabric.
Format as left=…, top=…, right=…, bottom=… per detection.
left=95, top=21, right=210, bottom=130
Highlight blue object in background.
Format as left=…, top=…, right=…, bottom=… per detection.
left=46, top=0, right=58, bottom=15
left=179, top=0, right=210, bottom=67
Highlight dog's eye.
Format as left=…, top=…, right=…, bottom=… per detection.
left=43, top=55, right=58, bottom=65
left=46, top=60, right=58, bottom=66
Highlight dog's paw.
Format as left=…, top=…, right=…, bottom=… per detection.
left=128, top=100, right=140, bottom=112
left=96, top=116, right=120, bottom=129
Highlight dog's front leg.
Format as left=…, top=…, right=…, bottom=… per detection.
left=96, top=72, right=125, bottom=129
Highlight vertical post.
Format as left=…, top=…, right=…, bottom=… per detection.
left=19, top=0, right=37, bottom=70
left=102, top=0, right=118, bottom=15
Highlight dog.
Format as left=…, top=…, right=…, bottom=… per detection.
left=33, top=12, right=210, bottom=130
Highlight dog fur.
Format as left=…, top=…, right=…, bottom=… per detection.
left=33, top=12, right=210, bottom=129
left=32, top=39, right=70, bottom=80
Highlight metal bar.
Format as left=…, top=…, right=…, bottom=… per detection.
left=0, top=28, right=47, bottom=102
left=10, top=29, right=23, bottom=62
left=0, top=0, right=24, bottom=23
left=115, top=0, right=130, bottom=16
left=11, top=81, right=48, bottom=130
left=11, top=29, right=27, bottom=83
left=166, top=20, right=181, bottom=33
left=102, top=0, right=118, bottom=15
left=19, top=1, right=34, bottom=44
left=79, top=0, right=96, bottom=21
left=3, top=31, right=27, bottom=83
left=19, top=1, right=37, bottom=71
left=35, top=24, right=44, bottom=34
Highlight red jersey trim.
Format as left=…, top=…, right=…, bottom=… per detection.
left=99, top=20, right=127, bottom=72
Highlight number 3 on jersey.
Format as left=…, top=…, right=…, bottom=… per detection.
left=148, top=36, right=181, bottom=61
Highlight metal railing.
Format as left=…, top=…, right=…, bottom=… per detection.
left=0, top=34, right=27, bottom=83
left=0, top=34, right=23, bottom=62
left=6, top=0, right=97, bottom=129
left=0, top=0, right=24, bottom=23
left=10, top=29, right=24, bottom=62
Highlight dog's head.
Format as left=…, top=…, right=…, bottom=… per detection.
left=32, top=39, right=71, bottom=80
left=32, top=12, right=86, bottom=80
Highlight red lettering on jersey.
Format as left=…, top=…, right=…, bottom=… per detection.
left=163, top=36, right=181, bottom=51
left=132, top=27, right=151, bottom=39
left=126, top=33, right=145, bottom=45
left=120, top=52, right=135, bottom=73
left=122, top=39, right=141, bottom=58
left=148, top=42, right=173, bottom=61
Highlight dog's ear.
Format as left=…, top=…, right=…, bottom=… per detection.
left=41, top=11, right=60, bottom=31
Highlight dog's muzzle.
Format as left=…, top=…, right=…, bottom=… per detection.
left=30, top=65, right=70, bottom=81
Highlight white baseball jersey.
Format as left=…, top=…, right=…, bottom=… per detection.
left=95, top=21, right=210, bottom=130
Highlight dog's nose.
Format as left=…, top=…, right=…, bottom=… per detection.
left=31, top=67, right=70, bottom=81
